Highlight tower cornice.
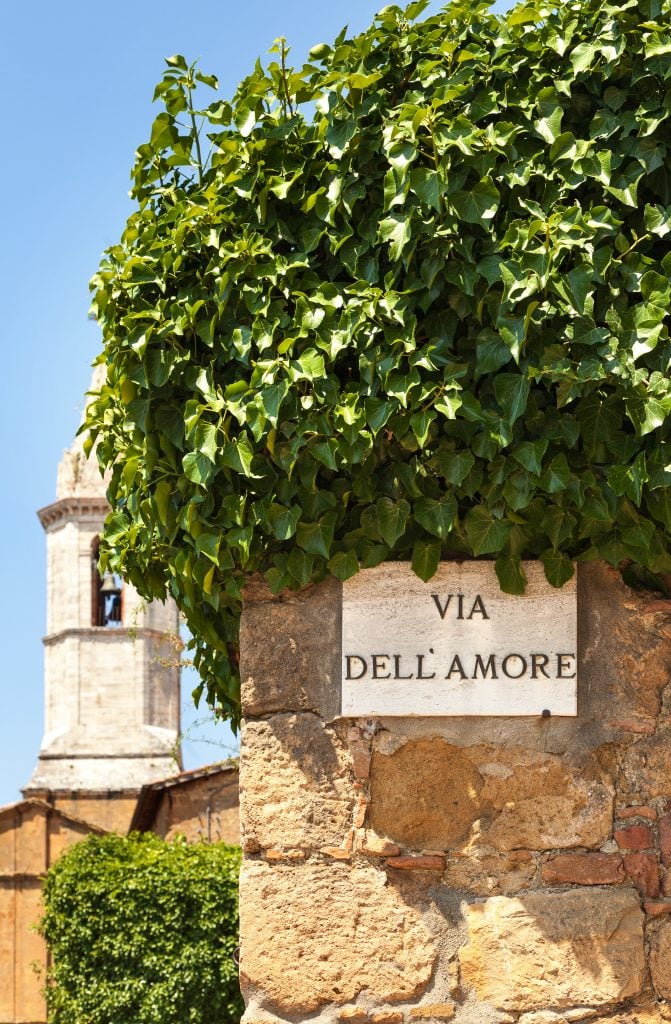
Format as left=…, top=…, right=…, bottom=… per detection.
left=37, top=496, right=109, bottom=529
left=42, top=627, right=173, bottom=646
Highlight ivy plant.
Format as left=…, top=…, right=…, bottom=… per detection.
left=86, top=0, right=671, bottom=724
left=41, top=834, right=242, bottom=1024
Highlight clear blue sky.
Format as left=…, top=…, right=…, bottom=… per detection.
left=0, top=0, right=508, bottom=807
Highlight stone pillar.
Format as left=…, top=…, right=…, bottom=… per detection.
left=238, top=563, right=671, bottom=1024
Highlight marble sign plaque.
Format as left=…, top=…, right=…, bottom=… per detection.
left=341, top=562, right=577, bottom=717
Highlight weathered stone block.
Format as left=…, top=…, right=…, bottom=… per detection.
left=623, top=852, right=660, bottom=897
left=385, top=855, right=445, bottom=871
left=360, top=831, right=401, bottom=857
left=541, top=853, right=624, bottom=886
left=614, top=824, right=653, bottom=850
left=239, top=861, right=436, bottom=1013
left=618, top=805, right=657, bottom=820
left=459, top=889, right=644, bottom=1011
left=620, top=736, right=671, bottom=803
left=659, top=813, right=671, bottom=866
left=655, top=921, right=671, bottom=999
left=445, top=849, right=536, bottom=896
left=368, top=739, right=484, bottom=848
left=475, top=749, right=614, bottom=852
left=579, top=564, right=671, bottom=725
left=643, top=900, right=671, bottom=916
left=240, top=714, right=354, bottom=851
left=409, top=1004, right=456, bottom=1020
left=650, top=919, right=671, bottom=999
left=240, top=577, right=341, bottom=718
left=368, top=739, right=613, bottom=852
left=339, top=1008, right=369, bottom=1023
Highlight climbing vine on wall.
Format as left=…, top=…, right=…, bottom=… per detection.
left=41, top=834, right=242, bottom=1024
left=86, top=0, right=671, bottom=724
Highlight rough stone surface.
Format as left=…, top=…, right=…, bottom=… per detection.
left=644, top=900, right=671, bottom=916
left=459, top=889, right=644, bottom=1011
left=409, top=1005, right=456, bottom=1020
left=578, top=565, right=671, bottom=726
left=239, top=860, right=436, bottom=1012
left=368, top=740, right=485, bottom=849
left=240, top=576, right=341, bottom=718
left=369, top=739, right=613, bottom=852
left=650, top=919, right=671, bottom=999
left=360, top=831, right=401, bottom=857
left=240, top=714, right=354, bottom=851
left=474, top=749, right=614, bottom=851
left=617, top=805, right=657, bottom=820
left=518, top=1014, right=567, bottom=1024
left=623, top=852, right=660, bottom=897
left=385, top=855, right=445, bottom=871
left=614, top=824, right=653, bottom=850
left=445, top=850, right=536, bottom=896
left=620, top=736, right=671, bottom=803
left=339, top=1009, right=368, bottom=1022
left=659, top=813, right=671, bottom=866
left=541, top=853, right=624, bottom=886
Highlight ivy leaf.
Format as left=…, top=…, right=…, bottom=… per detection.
left=258, top=382, right=289, bottom=426
left=410, top=410, right=435, bottom=447
left=464, top=506, right=512, bottom=555
left=540, top=550, right=575, bottom=587
left=182, top=451, right=213, bottom=486
left=327, top=549, right=359, bottom=580
left=144, top=346, right=172, bottom=387
left=194, top=422, right=218, bottom=462
left=222, top=436, right=254, bottom=476
left=409, top=168, right=442, bottom=209
left=376, top=497, right=410, bottom=547
left=647, top=490, right=671, bottom=531
left=234, top=104, right=256, bottom=137
left=266, top=503, right=301, bottom=541
left=494, top=374, right=530, bottom=425
left=450, top=179, right=500, bottom=225
left=541, top=454, right=570, bottom=494
left=378, top=213, right=413, bottom=261
left=412, top=539, right=441, bottom=582
left=296, top=511, right=337, bottom=558
left=154, top=481, right=173, bottom=524
left=414, top=496, right=457, bottom=539
left=512, top=439, right=548, bottom=476
left=576, top=395, right=620, bottom=444
left=434, top=449, right=475, bottom=485
left=196, top=532, right=221, bottom=564
left=543, top=506, right=577, bottom=548
left=495, top=554, right=527, bottom=595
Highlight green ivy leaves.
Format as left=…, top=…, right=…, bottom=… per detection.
left=41, top=834, right=242, bottom=1024
left=87, top=0, right=671, bottom=725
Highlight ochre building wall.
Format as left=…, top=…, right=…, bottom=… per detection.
left=50, top=792, right=139, bottom=834
left=0, top=801, right=100, bottom=1024
left=238, top=563, right=671, bottom=1024
left=148, top=772, right=240, bottom=844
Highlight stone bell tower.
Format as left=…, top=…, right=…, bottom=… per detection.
left=23, top=371, right=181, bottom=832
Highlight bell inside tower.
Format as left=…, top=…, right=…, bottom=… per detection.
left=91, top=538, right=123, bottom=627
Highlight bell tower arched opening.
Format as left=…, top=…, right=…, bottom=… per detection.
left=91, top=537, right=123, bottom=627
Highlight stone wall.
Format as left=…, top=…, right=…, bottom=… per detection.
left=238, top=563, right=671, bottom=1024
left=130, top=764, right=240, bottom=844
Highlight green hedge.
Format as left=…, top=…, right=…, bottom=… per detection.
left=86, top=0, right=671, bottom=724
left=41, top=834, right=242, bottom=1024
